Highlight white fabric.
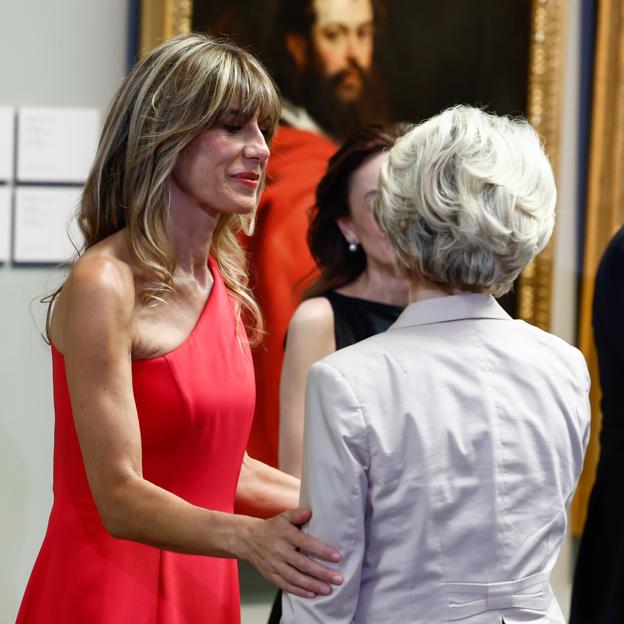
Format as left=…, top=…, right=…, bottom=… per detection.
left=280, top=98, right=326, bottom=136
left=282, top=293, right=590, bottom=624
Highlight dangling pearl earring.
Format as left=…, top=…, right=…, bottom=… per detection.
left=348, top=241, right=358, bottom=252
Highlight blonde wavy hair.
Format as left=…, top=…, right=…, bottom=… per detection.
left=47, top=33, right=280, bottom=345
left=375, top=105, right=556, bottom=297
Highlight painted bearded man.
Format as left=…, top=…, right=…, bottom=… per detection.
left=246, top=0, right=389, bottom=471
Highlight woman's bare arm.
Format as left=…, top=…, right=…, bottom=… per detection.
left=279, top=298, right=336, bottom=478
left=53, top=255, right=342, bottom=598
left=235, top=453, right=299, bottom=518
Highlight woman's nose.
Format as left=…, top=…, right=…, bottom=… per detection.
left=244, top=124, right=270, bottom=164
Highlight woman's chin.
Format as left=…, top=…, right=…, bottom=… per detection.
left=218, top=200, right=257, bottom=216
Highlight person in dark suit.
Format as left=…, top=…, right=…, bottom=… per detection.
left=570, top=226, right=624, bottom=624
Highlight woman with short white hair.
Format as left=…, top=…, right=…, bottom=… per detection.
left=283, top=106, right=590, bottom=623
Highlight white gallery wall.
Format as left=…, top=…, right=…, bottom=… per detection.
left=0, top=1, right=583, bottom=622
left=0, top=1, right=128, bottom=620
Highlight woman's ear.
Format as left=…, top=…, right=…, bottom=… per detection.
left=336, top=216, right=358, bottom=245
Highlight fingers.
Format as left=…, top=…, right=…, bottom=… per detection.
left=261, top=526, right=342, bottom=587
left=282, top=507, right=312, bottom=526
left=287, top=549, right=343, bottom=587
left=272, top=561, right=332, bottom=597
left=281, top=509, right=341, bottom=564
left=280, top=583, right=316, bottom=599
left=250, top=510, right=343, bottom=597
left=294, top=531, right=341, bottom=564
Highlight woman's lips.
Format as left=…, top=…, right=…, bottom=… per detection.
left=232, top=172, right=260, bottom=188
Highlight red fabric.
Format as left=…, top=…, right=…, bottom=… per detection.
left=17, top=257, right=255, bottom=624
left=246, top=126, right=336, bottom=467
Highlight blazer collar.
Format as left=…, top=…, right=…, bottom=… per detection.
left=390, top=293, right=511, bottom=330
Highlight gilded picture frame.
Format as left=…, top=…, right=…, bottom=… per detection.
left=138, top=0, right=567, bottom=331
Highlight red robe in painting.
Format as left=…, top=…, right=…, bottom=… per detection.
left=245, top=126, right=336, bottom=467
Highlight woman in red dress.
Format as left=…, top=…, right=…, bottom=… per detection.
left=17, top=34, right=342, bottom=624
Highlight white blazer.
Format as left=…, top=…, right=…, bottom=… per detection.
left=282, top=294, right=590, bottom=624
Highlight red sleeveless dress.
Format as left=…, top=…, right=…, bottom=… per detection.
left=17, top=257, right=255, bottom=624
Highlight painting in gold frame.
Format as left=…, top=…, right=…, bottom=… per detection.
left=138, top=0, right=567, bottom=328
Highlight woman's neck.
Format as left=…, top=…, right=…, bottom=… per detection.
left=408, top=279, right=455, bottom=304
left=168, top=182, right=219, bottom=285
left=337, top=262, right=410, bottom=306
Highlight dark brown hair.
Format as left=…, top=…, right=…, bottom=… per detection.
left=303, top=122, right=410, bottom=299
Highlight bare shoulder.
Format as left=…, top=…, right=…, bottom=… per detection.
left=68, top=254, right=134, bottom=311
left=51, top=239, right=137, bottom=352
left=288, top=297, right=334, bottom=333
left=285, top=297, right=335, bottom=357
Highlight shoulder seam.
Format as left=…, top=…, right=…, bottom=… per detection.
left=315, top=360, right=371, bottom=466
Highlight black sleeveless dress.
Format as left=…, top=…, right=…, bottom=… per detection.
left=321, top=290, right=404, bottom=349
left=267, top=291, right=404, bottom=624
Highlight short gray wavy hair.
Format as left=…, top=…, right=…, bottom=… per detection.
left=375, top=106, right=556, bottom=296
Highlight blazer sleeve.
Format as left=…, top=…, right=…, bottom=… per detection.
left=281, top=360, right=369, bottom=623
